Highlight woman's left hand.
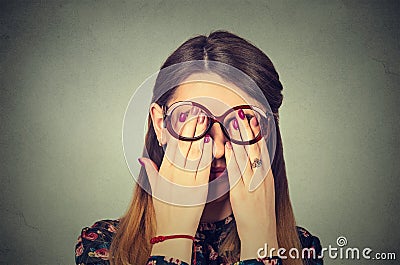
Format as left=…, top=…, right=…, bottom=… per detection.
left=224, top=113, right=279, bottom=260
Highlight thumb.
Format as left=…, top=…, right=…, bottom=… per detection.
left=138, top=157, right=159, bottom=192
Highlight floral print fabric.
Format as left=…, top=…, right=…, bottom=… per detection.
left=75, top=213, right=323, bottom=265
left=75, top=220, right=118, bottom=264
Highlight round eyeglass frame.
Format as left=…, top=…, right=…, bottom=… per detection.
left=162, top=101, right=273, bottom=145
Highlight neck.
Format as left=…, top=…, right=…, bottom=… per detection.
left=199, top=194, right=232, bottom=223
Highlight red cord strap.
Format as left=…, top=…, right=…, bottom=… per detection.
left=150, top=235, right=197, bottom=265
left=150, top=234, right=195, bottom=244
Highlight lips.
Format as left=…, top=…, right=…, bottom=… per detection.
left=211, top=167, right=226, bottom=173
left=209, top=167, right=227, bottom=181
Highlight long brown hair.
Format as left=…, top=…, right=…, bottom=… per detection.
left=110, top=30, right=303, bottom=265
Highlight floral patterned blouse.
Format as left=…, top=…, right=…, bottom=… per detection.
left=75, top=213, right=323, bottom=265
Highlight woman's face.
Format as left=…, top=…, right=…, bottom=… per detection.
left=137, top=64, right=273, bottom=206
left=168, top=81, right=258, bottom=164
left=158, top=75, right=263, bottom=203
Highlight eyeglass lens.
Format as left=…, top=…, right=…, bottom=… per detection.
left=168, top=103, right=263, bottom=143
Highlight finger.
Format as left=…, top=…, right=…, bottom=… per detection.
left=164, top=106, right=195, bottom=169
left=163, top=106, right=203, bottom=170
left=224, top=141, right=244, bottom=191
left=248, top=137, right=272, bottom=192
left=177, top=106, right=201, bottom=153
left=228, top=118, right=252, bottom=187
left=164, top=131, right=187, bottom=170
left=186, top=111, right=208, bottom=161
left=177, top=107, right=208, bottom=168
left=195, top=134, right=213, bottom=185
left=180, top=114, right=209, bottom=171
left=170, top=105, right=197, bottom=137
left=232, top=110, right=251, bottom=158
left=236, top=109, right=261, bottom=174
left=139, top=156, right=199, bottom=204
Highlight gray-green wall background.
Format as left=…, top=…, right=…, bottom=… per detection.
left=1, top=1, right=399, bottom=264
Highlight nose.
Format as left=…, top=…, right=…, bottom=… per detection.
left=208, top=122, right=228, bottom=159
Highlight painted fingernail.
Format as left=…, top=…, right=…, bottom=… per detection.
left=179, top=113, right=187, bottom=122
left=238, top=109, right=245, bottom=120
left=251, top=117, right=259, bottom=126
left=226, top=142, right=232, bottom=149
left=138, top=158, right=144, bottom=166
left=198, top=115, right=205, bottom=124
left=191, top=107, right=200, bottom=115
left=204, top=134, right=210, bottom=143
left=233, top=118, right=239, bottom=130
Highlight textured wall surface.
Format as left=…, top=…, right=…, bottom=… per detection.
left=1, top=1, right=399, bottom=264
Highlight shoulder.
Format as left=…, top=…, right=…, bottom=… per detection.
left=75, top=219, right=120, bottom=265
left=296, top=226, right=324, bottom=264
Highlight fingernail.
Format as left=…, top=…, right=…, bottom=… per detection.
left=138, top=158, right=144, bottom=166
left=251, top=117, right=259, bottom=126
left=191, top=107, right=200, bottom=115
left=198, top=115, right=205, bottom=124
left=233, top=118, right=239, bottom=130
left=204, top=134, right=210, bottom=143
left=226, top=142, right=232, bottom=149
left=179, top=113, right=187, bottom=122
left=238, top=109, right=245, bottom=120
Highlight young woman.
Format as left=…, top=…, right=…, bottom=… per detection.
left=75, top=31, right=323, bottom=265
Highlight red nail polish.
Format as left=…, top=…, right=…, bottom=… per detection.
left=179, top=113, right=186, bottom=122
left=238, top=109, right=245, bottom=120
left=204, top=135, right=210, bottom=143
left=233, top=118, right=239, bottom=130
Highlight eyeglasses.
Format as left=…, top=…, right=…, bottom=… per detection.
left=162, top=101, right=273, bottom=145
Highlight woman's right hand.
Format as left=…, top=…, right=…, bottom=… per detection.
left=139, top=112, right=213, bottom=237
